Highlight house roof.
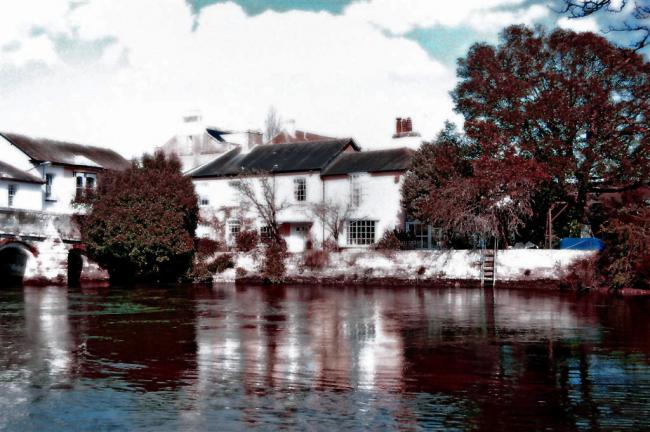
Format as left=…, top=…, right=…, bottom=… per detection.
left=0, top=160, right=44, bottom=183
left=190, top=138, right=359, bottom=178
left=268, top=130, right=337, bottom=145
left=0, top=132, right=130, bottom=170
left=321, top=147, right=414, bottom=176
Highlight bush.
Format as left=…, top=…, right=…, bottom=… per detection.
left=375, top=229, right=402, bottom=254
left=187, top=260, right=213, bottom=283
left=322, top=239, right=339, bottom=252
left=303, top=249, right=329, bottom=270
left=195, top=237, right=221, bottom=257
left=207, top=253, right=235, bottom=274
left=559, top=256, right=602, bottom=292
left=79, top=151, right=198, bottom=283
left=235, top=267, right=247, bottom=278
left=263, top=240, right=288, bottom=283
left=236, top=230, right=259, bottom=252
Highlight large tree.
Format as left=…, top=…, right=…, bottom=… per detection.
left=402, top=122, right=547, bottom=245
left=453, top=25, right=650, bottom=234
left=79, top=152, right=199, bottom=283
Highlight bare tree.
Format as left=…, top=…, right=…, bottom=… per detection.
left=232, top=170, right=288, bottom=244
left=559, top=0, right=650, bottom=50
left=263, top=106, right=282, bottom=143
left=310, top=199, right=352, bottom=246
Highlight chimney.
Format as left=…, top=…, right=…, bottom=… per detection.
left=247, top=130, right=263, bottom=150
left=393, top=115, right=421, bottom=139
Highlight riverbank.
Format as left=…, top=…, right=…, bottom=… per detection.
left=215, top=249, right=596, bottom=289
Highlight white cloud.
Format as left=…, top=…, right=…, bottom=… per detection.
left=343, top=0, right=548, bottom=34
left=0, top=0, right=458, bottom=157
left=557, top=16, right=600, bottom=33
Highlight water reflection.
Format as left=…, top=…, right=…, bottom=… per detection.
left=0, top=284, right=649, bottom=430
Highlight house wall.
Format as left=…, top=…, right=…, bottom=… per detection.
left=193, top=170, right=405, bottom=251
left=0, top=180, right=42, bottom=211
left=323, top=172, right=405, bottom=248
left=41, top=165, right=99, bottom=214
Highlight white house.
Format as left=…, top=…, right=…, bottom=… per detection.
left=190, top=136, right=416, bottom=252
left=0, top=132, right=129, bottom=214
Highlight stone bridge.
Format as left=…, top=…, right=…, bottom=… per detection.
left=0, top=209, right=107, bottom=286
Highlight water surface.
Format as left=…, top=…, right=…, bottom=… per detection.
left=1, top=284, right=649, bottom=431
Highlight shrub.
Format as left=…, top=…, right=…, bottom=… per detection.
left=322, top=239, right=339, bottom=252
left=78, top=151, right=198, bottom=283
left=375, top=229, right=402, bottom=251
left=207, top=253, right=235, bottom=274
left=262, top=240, right=288, bottom=283
left=236, top=230, right=259, bottom=252
left=303, top=249, right=329, bottom=270
left=235, top=267, right=247, bottom=278
left=559, top=256, right=602, bottom=292
left=196, top=237, right=221, bottom=258
left=187, top=260, right=212, bottom=283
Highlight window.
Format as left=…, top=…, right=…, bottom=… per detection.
left=8, top=184, right=16, bottom=207
left=45, top=173, right=54, bottom=200
left=200, top=197, right=210, bottom=206
left=75, top=172, right=97, bottom=199
left=350, top=174, right=362, bottom=208
left=228, top=220, right=241, bottom=238
left=294, top=177, right=306, bottom=202
left=260, top=225, right=272, bottom=241
left=347, top=220, right=376, bottom=246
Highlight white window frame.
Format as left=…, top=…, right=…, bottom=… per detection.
left=228, top=220, right=241, bottom=241
left=347, top=219, right=376, bottom=246
left=75, top=172, right=97, bottom=199
left=8, top=184, right=16, bottom=207
left=199, top=196, right=210, bottom=206
left=294, top=177, right=307, bottom=202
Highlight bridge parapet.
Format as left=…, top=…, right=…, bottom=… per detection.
left=0, top=209, right=80, bottom=242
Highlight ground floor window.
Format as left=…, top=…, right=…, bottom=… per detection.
left=405, top=221, right=442, bottom=249
left=260, top=225, right=272, bottom=241
left=347, top=220, right=376, bottom=246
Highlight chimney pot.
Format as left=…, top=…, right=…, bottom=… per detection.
left=396, top=117, right=402, bottom=135
left=405, top=117, right=413, bottom=133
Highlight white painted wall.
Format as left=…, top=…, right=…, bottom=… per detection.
left=194, top=170, right=405, bottom=251
left=41, top=165, right=99, bottom=214
left=0, top=180, right=42, bottom=210
left=323, top=172, right=405, bottom=248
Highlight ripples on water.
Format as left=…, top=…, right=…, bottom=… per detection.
left=0, top=284, right=649, bottom=431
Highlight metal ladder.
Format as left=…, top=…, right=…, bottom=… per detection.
left=480, top=239, right=498, bottom=287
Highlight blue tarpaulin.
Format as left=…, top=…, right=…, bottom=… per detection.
left=559, top=238, right=604, bottom=251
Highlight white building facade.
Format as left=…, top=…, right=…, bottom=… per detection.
left=190, top=138, right=414, bottom=252
left=0, top=132, right=129, bottom=214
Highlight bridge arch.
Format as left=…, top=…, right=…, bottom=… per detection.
left=0, top=240, right=38, bottom=286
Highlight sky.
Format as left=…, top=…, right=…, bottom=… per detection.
left=0, top=0, right=646, bottom=157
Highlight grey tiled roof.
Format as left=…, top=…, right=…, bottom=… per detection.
left=0, top=160, right=44, bottom=183
left=321, top=148, right=413, bottom=176
left=190, top=139, right=359, bottom=178
left=1, top=132, right=130, bottom=170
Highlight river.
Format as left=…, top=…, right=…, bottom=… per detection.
left=1, top=284, right=649, bottom=431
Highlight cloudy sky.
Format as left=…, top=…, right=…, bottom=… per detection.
left=0, top=0, right=644, bottom=157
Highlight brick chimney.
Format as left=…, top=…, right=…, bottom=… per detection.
left=393, top=115, right=420, bottom=139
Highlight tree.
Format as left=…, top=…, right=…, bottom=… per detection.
left=310, top=199, right=352, bottom=246
left=232, top=170, right=288, bottom=245
left=559, top=0, right=650, bottom=51
left=453, top=25, right=650, bottom=235
left=263, top=106, right=282, bottom=143
left=78, top=152, right=199, bottom=283
left=402, top=123, right=548, bottom=245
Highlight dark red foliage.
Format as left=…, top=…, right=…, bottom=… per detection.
left=453, top=26, right=650, bottom=227
left=79, top=151, right=199, bottom=283
left=207, top=254, right=235, bottom=274
left=195, top=237, right=222, bottom=257
left=262, top=240, right=288, bottom=283
left=303, top=249, right=329, bottom=270
left=235, top=230, right=259, bottom=252
left=559, top=256, right=603, bottom=291
left=375, top=230, right=402, bottom=251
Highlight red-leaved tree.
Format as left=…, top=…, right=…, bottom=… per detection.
left=78, top=152, right=199, bottom=283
